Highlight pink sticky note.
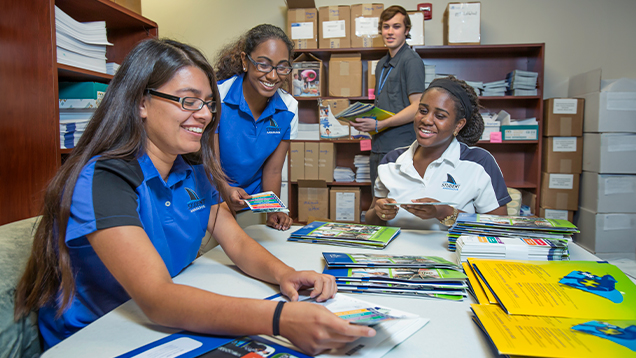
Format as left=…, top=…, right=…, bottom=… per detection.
left=490, top=131, right=502, bottom=143
left=368, top=89, right=375, bottom=99
left=360, top=139, right=372, bottom=151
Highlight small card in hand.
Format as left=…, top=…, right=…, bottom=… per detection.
left=244, top=191, right=289, bottom=213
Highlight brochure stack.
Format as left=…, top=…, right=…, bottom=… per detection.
left=288, top=221, right=400, bottom=249
left=464, top=258, right=636, bottom=357
left=321, top=253, right=468, bottom=301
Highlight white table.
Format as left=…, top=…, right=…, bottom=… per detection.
left=42, top=225, right=601, bottom=358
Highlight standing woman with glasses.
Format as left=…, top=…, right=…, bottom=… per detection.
left=14, top=38, right=374, bottom=354
left=215, top=24, right=296, bottom=231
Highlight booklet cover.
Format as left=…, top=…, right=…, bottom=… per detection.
left=454, top=213, right=579, bottom=232
left=244, top=191, right=289, bottom=213
left=333, top=102, right=394, bottom=135
left=324, top=266, right=468, bottom=283
left=289, top=222, right=400, bottom=249
left=472, top=304, right=636, bottom=357
left=323, top=252, right=458, bottom=269
left=468, top=258, right=636, bottom=320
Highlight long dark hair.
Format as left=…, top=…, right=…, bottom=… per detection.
left=426, top=75, right=484, bottom=145
left=14, top=38, right=229, bottom=319
left=215, top=24, right=294, bottom=81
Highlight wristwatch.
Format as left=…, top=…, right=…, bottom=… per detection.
left=440, top=207, right=459, bottom=226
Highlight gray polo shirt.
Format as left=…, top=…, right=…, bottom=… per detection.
left=373, top=44, right=426, bottom=153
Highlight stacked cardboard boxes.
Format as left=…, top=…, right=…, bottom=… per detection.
left=540, top=98, right=584, bottom=221
left=568, top=69, right=636, bottom=256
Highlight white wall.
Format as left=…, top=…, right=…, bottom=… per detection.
left=141, top=0, right=636, bottom=98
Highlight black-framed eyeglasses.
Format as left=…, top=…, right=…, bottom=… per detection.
left=246, top=54, right=292, bottom=75
left=145, top=89, right=217, bottom=113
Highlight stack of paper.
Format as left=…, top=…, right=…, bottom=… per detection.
left=59, top=82, right=107, bottom=149
left=423, top=64, right=436, bottom=88
left=455, top=235, right=570, bottom=264
left=482, top=79, right=508, bottom=96
left=506, top=69, right=539, bottom=96
left=447, top=213, right=579, bottom=252
left=465, top=258, right=636, bottom=357
left=288, top=221, right=400, bottom=249
left=464, top=80, right=484, bottom=96
left=296, top=123, right=320, bottom=140
left=334, top=166, right=355, bottom=182
left=106, top=62, right=120, bottom=75
left=55, top=6, right=113, bottom=73
left=322, top=253, right=468, bottom=300
left=354, top=155, right=370, bottom=183
left=479, top=112, right=501, bottom=141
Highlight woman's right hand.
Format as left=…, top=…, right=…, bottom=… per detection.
left=225, top=186, right=250, bottom=211
left=374, top=198, right=399, bottom=221
left=281, top=301, right=376, bottom=356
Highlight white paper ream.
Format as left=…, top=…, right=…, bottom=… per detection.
left=604, top=177, right=635, bottom=195
left=336, top=192, right=356, bottom=221
left=505, top=243, right=530, bottom=261
left=552, top=137, right=577, bottom=152
left=549, top=174, right=574, bottom=190
left=606, top=92, right=636, bottom=111
left=131, top=337, right=202, bottom=358
left=603, top=214, right=634, bottom=231
left=322, top=20, right=346, bottom=39
left=355, top=17, right=379, bottom=37
left=553, top=98, right=579, bottom=114
left=291, top=22, right=314, bottom=40
left=608, top=135, right=636, bottom=152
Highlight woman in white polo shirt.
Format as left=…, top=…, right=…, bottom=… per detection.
left=365, top=76, right=511, bottom=230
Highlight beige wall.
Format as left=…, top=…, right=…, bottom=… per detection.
left=141, top=0, right=636, bottom=98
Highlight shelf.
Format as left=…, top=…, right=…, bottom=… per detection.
left=478, top=140, right=539, bottom=145
left=58, top=64, right=113, bottom=83
left=295, top=96, right=372, bottom=101
left=60, top=148, right=73, bottom=154
left=56, top=0, right=157, bottom=29
left=505, top=181, right=537, bottom=189
left=292, top=181, right=371, bottom=186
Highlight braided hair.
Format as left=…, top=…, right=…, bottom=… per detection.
left=425, top=75, right=484, bottom=146
left=215, top=24, right=294, bottom=81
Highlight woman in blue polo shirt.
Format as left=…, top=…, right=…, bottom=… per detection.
left=214, top=24, right=296, bottom=231
left=366, top=76, right=511, bottom=230
left=14, top=38, right=374, bottom=355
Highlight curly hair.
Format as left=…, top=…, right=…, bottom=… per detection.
left=425, top=75, right=484, bottom=145
left=215, top=24, right=294, bottom=81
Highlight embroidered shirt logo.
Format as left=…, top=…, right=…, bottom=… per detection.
left=185, top=187, right=205, bottom=212
left=266, top=118, right=281, bottom=134
left=441, top=174, right=460, bottom=191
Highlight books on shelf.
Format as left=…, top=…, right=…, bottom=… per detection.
left=454, top=235, right=570, bottom=264
left=58, top=82, right=107, bottom=149
left=506, top=69, right=539, bottom=96
left=288, top=221, right=400, bottom=249
left=334, top=102, right=394, bottom=135
left=354, top=154, right=370, bottom=183
left=334, top=166, right=355, bottom=182
left=244, top=191, right=288, bottom=213
left=447, top=213, right=578, bottom=251
left=55, top=6, right=113, bottom=74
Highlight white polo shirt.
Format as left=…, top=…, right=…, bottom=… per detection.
left=375, top=138, right=511, bottom=230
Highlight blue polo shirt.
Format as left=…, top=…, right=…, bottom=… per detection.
left=38, top=153, right=218, bottom=349
left=216, top=74, right=298, bottom=195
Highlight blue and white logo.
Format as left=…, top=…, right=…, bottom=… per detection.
left=185, top=187, right=205, bottom=212
left=441, top=174, right=460, bottom=191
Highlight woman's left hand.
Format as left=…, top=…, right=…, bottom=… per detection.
left=267, top=211, right=293, bottom=231
left=279, top=270, right=337, bottom=302
left=401, top=198, right=451, bottom=221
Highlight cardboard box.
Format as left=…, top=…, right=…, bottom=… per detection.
left=287, top=0, right=318, bottom=50
left=540, top=207, right=574, bottom=222
left=568, top=68, right=636, bottom=133
left=304, top=141, right=320, bottom=179
left=367, top=60, right=378, bottom=93
left=350, top=4, right=384, bottom=48
left=298, top=180, right=329, bottom=222
left=541, top=137, right=583, bottom=174
left=540, top=172, right=580, bottom=211
left=318, top=142, right=336, bottom=182
left=574, top=207, right=636, bottom=254
left=330, top=187, right=361, bottom=223
left=109, top=0, right=141, bottom=15
left=280, top=181, right=289, bottom=207
left=443, top=2, right=481, bottom=45
left=583, top=133, right=636, bottom=174
left=291, top=53, right=323, bottom=97
left=580, top=171, right=636, bottom=213
left=406, top=11, right=425, bottom=46
left=290, top=142, right=304, bottom=181
left=319, top=5, right=351, bottom=48
left=543, top=98, right=584, bottom=137
left=501, top=125, right=539, bottom=140
left=328, top=53, right=362, bottom=97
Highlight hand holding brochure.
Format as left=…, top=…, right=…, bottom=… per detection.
left=244, top=191, right=288, bottom=213
left=334, top=102, right=394, bottom=135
